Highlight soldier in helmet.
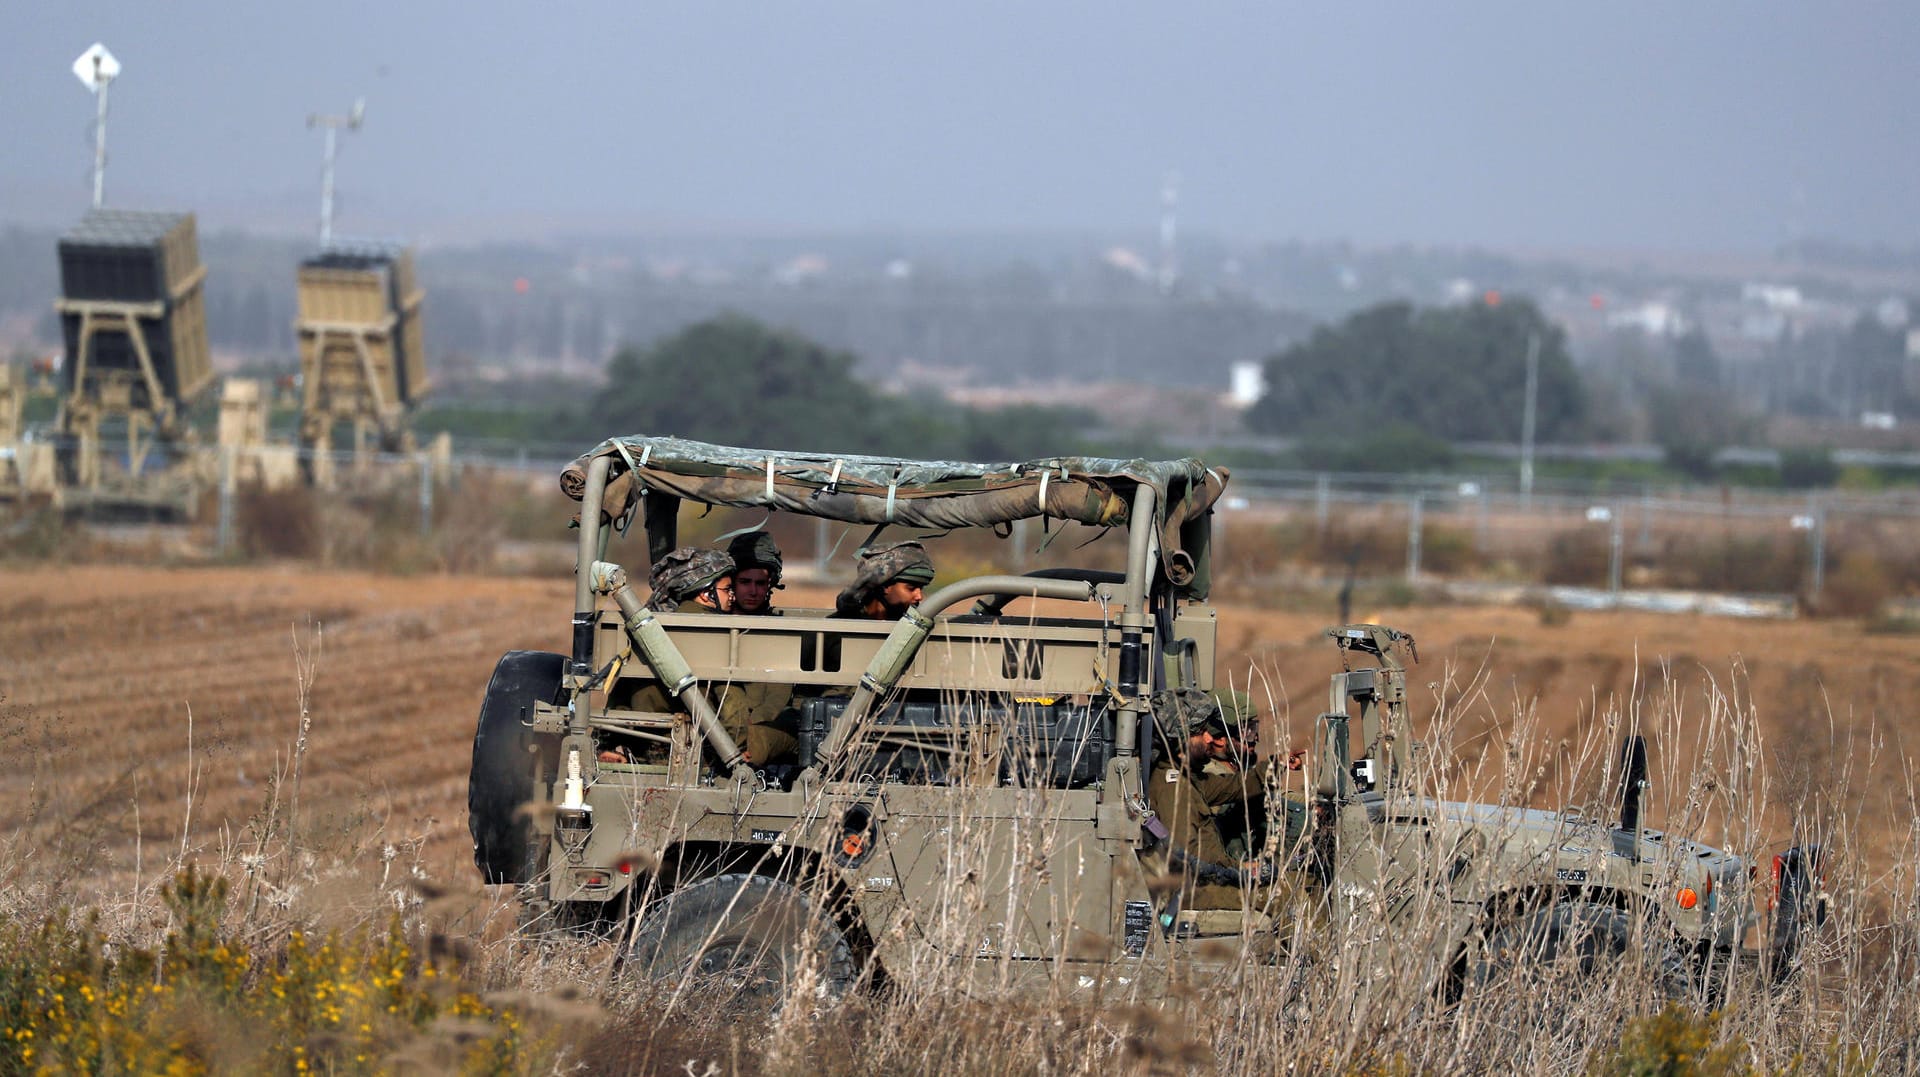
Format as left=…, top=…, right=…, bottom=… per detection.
left=646, top=547, right=736, bottom=613
left=1146, top=688, right=1304, bottom=911
left=716, top=531, right=799, bottom=763
left=834, top=541, right=936, bottom=620
left=727, top=531, right=784, bottom=616
left=605, top=549, right=795, bottom=767
left=1201, top=689, right=1309, bottom=865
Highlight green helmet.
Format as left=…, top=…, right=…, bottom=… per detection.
left=835, top=541, right=937, bottom=616
left=1208, top=689, right=1259, bottom=732
left=856, top=541, right=935, bottom=588
left=648, top=547, right=735, bottom=611
left=726, top=531, right=784, bottom=584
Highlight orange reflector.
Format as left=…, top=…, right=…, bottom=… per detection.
left=1677, top=887, right=1699, bottom=910
left=841, top=834, right=866, bottom=857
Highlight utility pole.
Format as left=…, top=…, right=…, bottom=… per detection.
left=71, top=44, right=122, bottom=209
left=1158, top=171, right=1180, bottom=295
left=1519, top=332, right=1540, bottom=504
left=309, top=98, right=366, bottom=249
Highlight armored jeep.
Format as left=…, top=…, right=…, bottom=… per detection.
left=468, top=435, right=1823, bottom=999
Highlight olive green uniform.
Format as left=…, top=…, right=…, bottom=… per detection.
left=713, top=680, right=797, bottom=764
left=1148, top=755, right=1280, bottom=910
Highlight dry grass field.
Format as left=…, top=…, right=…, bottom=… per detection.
left=2, top=562, right=1916, bottom=1072
left=5, top=565, right=1914, bottom=898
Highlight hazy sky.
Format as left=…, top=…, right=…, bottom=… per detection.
left=3, top=3, right=1915, bottom=251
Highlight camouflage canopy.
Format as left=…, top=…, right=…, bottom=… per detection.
left=561, top=434, right=1230, bottom=597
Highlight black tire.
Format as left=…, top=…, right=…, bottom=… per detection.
left=628, top=874, right=857, bottom=1014
left=468, top=650, right=566, bottom=885
left=1466, top=899, right=1693, bottom=1003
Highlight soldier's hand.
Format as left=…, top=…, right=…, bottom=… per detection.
left=1286, top=748, right=1308, bottom=771
left=1240, top=859, right=1278, bottom=887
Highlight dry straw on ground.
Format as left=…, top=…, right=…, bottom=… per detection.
left=0, top=565, right=1910, bottom=1073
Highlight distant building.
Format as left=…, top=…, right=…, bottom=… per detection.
left=1227, top=360, right=1267, bottom=408
left=1879, top=297, right=1913, bottom=329
left=1102, top=247, right=1152, bottom=281
left=1608, top=301, right=1688, bottom=337
left=773, top=255, right=829, bottom=286
left=1742, top=283, right=1804, bottom=311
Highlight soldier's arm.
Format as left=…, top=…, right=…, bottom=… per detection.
left=1193, top=755, right=1279, bottom=807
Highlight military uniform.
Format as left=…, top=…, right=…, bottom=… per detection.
left=715, top=681, right=797, bottom=764
left=1148, top=754, right=1281, bottom=910
left=610, top=547, right=795, bottom=766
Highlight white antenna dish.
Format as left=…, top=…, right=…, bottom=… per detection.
left=71, top=43, right=121, bottom=90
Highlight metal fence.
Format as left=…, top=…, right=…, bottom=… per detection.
left=1218, top=468, right=1920, bottom=601
left=31, top=441, right=1920, bottom=609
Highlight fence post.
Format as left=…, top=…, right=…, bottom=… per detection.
left=1810, top=505, right=1826, bottom=599
left=1608, top=505, right=1624, bottom=595
left=1476, top=487, right=1489, bottom=550
left=216, top=445, right=235, bottom=556
left=418, top=452, right=433, bottom=537
left=1011, top=517, right=1030, bottom=571
left=1315, top=473, right=1331, bottom=535
left=1638, top=487, right=1652, bottom=547
left=1406, top=493, right=1423, bottom=583
left=815, top=516, right=830, bottom=577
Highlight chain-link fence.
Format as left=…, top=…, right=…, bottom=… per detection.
left=21, top=447, right=1920, bottom=617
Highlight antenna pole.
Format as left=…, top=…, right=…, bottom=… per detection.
left=1158, top=171, right=1180, bottom=295
left=309, top=100, right=364, bottom=250
left=73, top=46, right=122, bottom=209
left=318, top=123, right=339, bottom=248
left=1519, top=332, right=1540, bottom=504
left=92, top=75, right=109, bottom=208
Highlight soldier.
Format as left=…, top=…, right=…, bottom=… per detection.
left=1146, top=688, right=1304, bottom=911
left=721, top=531, right=799, bottom=762
left=726, top=531, right=784, bottom=616
left=646, top=547, right=736, bottom=613
left=1201, top=689, right=1309, bottom=865
left=606, top=549, right=795, bottom=766
left=834, top=541, right=936, bottom=620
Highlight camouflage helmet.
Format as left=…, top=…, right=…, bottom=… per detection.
left=726, top=531, right=783, bottom=584
left=1150, top=687, right=1223, bottom=735
left=853, top=541, right=935, bottom=591
left=647, top=547, right=736, bottom=611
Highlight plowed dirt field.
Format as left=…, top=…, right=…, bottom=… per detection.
left=2, top=565, right=1914, bottom=904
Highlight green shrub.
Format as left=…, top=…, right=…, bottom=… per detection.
left=0, top=866, right=543, bottom=1074
left=1593, top=1004, right=1747, bottom=1076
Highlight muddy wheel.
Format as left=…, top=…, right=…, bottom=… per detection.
left=628, top=874, right=856, bottom=1014
left=1466, top=900, right=1693, bottom=1003
left=468, top=650, right=565, bottom=885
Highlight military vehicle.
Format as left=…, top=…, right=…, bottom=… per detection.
left=0, top=365, right=58, bottom=505
left=51, top=208, right=213, bottom=515
left=293, top=243, right=430, bottom=485
left=468, top=435, right=1824, bottom=1001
